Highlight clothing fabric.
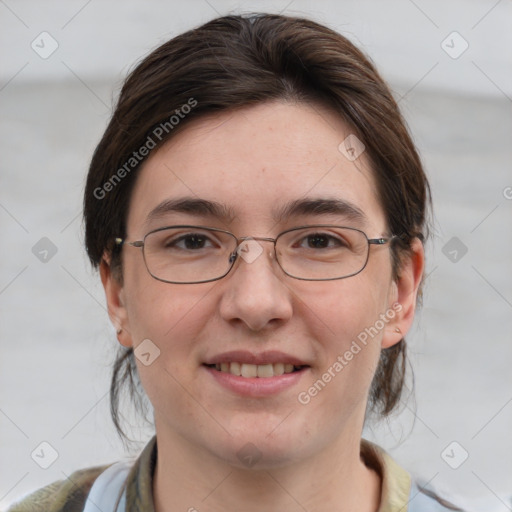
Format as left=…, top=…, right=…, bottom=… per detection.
left=7, top=437, right=461, bottom=512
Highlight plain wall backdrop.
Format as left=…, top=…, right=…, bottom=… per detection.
left=1, top=1, right=511, bottom=510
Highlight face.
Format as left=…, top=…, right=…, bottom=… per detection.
left=103, top=101, right=422, bottom=469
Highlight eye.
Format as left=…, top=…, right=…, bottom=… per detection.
left=295, top=232, right=349, bottom=250
left=164, top=232, right=216, bottom=251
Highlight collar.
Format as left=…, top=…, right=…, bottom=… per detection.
left=360, top=438, right=412, bottom=511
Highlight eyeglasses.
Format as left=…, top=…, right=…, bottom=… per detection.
left=115, top=225, right=395, bottom=284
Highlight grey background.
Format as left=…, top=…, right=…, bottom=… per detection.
left=1, top=1, right=511, bottom=510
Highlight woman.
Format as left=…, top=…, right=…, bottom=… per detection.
left=9, top=13, right=462, bottom=512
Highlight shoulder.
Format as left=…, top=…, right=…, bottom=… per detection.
left=7, top=464, right=110, bottom=512
left=360, top=439, right=464, bottom=511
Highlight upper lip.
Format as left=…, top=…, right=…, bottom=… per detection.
left=203, top=350, right=309, bottom=366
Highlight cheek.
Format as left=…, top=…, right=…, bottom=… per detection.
left=299, top=273, right=390, bottom=346
left=123, top=253, right=215, bottom=342
left=122, top=265, right=221, bottom=410
left=295, top=275, right=390, bottom=397
left=123, top=276, right=220, bottom=426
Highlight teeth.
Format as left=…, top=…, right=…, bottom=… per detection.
left=257, top=364, right=274, bottom=378
left=230, top=362, right=241, bottom=376
left=212, top=362, right=303, bottom=378
left=241, top=363, right=258, bottom=378
left=273, top=363, right=284, bottom=376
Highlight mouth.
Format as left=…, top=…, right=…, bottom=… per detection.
left=204, top=362, right=308, bottom=378
left=202, top=351, right=310, bottom=396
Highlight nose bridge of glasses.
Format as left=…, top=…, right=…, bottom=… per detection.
left=226, top=236, right=278, bottom=269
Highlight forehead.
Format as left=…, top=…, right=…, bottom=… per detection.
left=127, top=101, right=386, bottom=234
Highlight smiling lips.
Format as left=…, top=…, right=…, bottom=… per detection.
left=207, top=362, right=306, bottom=378
left=203, top=350, right=309, bottom=379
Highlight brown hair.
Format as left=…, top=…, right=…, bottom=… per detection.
left=84, top=13, right=430, bottom=440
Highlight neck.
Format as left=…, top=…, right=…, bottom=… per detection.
left=152, top=426, right=381, bottom=512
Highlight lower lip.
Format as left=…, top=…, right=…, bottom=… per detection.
left=203, top=365, right=309, bottom=397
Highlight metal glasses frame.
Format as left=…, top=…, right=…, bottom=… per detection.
left=115, top=225, right=396, bottom=284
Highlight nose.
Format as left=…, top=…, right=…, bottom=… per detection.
left=219, top=238, right=293, bottom=332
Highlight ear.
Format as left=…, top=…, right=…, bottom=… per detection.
left=100, top=253, right=133, bottom=348
left=381, top=238, right=425, bottom=349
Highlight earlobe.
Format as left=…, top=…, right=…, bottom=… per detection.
left=100, top=255, right=133, bottom=348
left=381, top=238, right=425, bottom=349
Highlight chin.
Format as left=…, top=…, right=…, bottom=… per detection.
left=209, top=417, right=317, bottom=470
left=215, top=441, right=298, bottom=471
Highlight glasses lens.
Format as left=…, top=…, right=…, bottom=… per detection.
left=143, top=227, right=237, bottom=283
left=276, top=226, right=369, bottom=280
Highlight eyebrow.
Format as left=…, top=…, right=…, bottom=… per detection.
left=273, top=197, right=368, bottom=225
left=145, top=196, right=367, bottom=227
left=145, top=197, right=236, bottom=227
